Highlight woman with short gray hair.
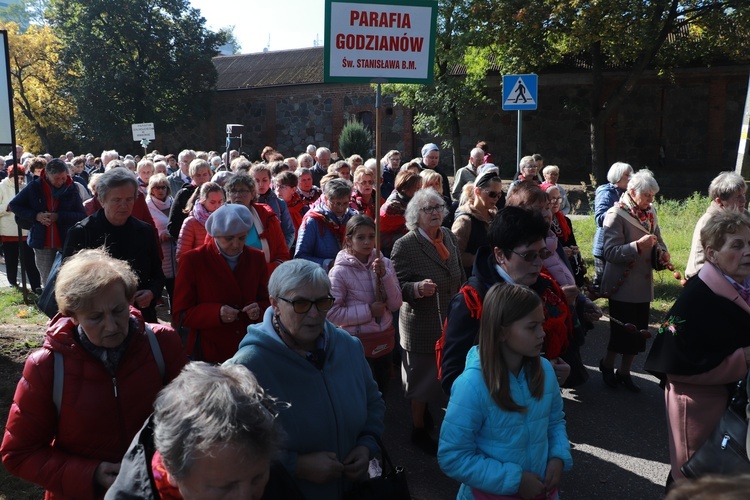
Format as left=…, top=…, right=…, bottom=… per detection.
left=685, top=171, right=748, bottom=279
left=295, top=178, right=357, bottom=269
left=105, top=362, right=286, bottom=499
left=225, top=260, right=385, bottom=498
left=391, top=185, right=464, bottom=455
left=598, top=168, right=669, bottom=392
left=592, top=161, right=634, bottom=291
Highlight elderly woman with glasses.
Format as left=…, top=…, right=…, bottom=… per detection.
left=226, top=259, right=385, bottom=499
left=391, top=188, right=465, bottom=456
left=451, top=170, right=502, bottom=277
left=146, top=173, right=177, bottom=304
left=349, top=166, right=381, bottom=219
left=172, top=204, right=270, bottom=363
left=225, top=173, right=290, bottom=275
left=295, top=178, right=357, bottom=270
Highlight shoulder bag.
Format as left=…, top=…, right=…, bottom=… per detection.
left=681, top=370, right=750, bottom=478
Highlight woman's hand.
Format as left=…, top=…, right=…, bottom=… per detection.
left=296, top=451, right=344, bottom=484
left=342, top=445, right=370, bottom=481
left=561, top=285, right=578, bottom=307
left=94, top=461, right=121, bottom=491
left=242, top=302, right=261, bottom=321
left=372, top=258, right=385, bottom=277
left=550, top=357, right=571, bottom=386
left=518, top=471, right=545, bottom=499
left=583, top=299, right=603, bottom=323
left=36, top=212, right=52, bottom=226
left=370, top=301, right=386, bottom=319
left=418, top=279, right=437, bottom=297
left=562, top=246, right=573, bottom=259
left=636, top=234, right=657, bottom=252
left=133, top=290, right=154, bottom=308
left=544, top=458, right=564, bottom=492
left=220, top=305, right=240, bottom=323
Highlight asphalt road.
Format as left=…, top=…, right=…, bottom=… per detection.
left=381, top=317, right=671, bottom=500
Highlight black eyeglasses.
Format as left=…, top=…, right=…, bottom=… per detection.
left=484, top=189, right=501, bottom=199
left=278, top=296, right=335, bottom=314
left=511, top=248, right=553, bottom=262
left=420, top=204, right=445, bottom=214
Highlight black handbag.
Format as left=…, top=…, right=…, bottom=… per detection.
left=680, top=371, right=750, bottom=478
left=345, top=436, right=410, bottom=500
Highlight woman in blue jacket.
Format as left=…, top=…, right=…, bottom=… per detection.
left=438, top=284, right=572, bottom=500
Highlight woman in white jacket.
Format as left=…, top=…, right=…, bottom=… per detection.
left=328, top=214, right=402, bottom=396
left=0, top=165, right=41, bottom=292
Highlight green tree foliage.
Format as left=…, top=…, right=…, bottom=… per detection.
left=477, top=0, right=750, bottom=181
left=2, top=21, right=74, bottom=153
left=0, top=0, right=47, bottom=32
left=338, top=120, right=372, bottom=159
left=48, top=0, right=225, bottom=150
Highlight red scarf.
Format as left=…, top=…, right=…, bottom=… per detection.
left=551, top=211, right=571, bottom=242
left=39, top=169, right=67, bottom=248
left=350, top=190, right=377, bottom=218
left=151, top=450, right=182, bottom=499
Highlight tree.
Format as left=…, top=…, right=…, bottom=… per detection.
left=384, top=0, right=493, bottom=173
left=2, top=21, right=75, bottom=153
left=48, top=0, right=226, bottom=150
left=478, top=0, right=750, bottom=181
left=338, top=120, right=372, bottom=158
left=0, top=0, right=47, bottom=32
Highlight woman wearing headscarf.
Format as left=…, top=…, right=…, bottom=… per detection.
left=172, top=204, right=270, bottom=363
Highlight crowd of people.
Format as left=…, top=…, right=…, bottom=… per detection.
left=0, top=140, right=747, bottom=499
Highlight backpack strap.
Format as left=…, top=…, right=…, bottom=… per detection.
left=145, top=323, right=166, bottom=383
left=52, top=351, right=64, bottom=417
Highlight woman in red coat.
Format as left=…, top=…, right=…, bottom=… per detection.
left=0, top=248, right=186, bottom=499
left=173, top=203, right=271, bottom=363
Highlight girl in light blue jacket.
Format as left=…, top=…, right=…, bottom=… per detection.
left=438, top=284, right=573, bottom=499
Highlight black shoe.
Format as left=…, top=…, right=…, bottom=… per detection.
left=599, top=359, right=618, bottom=389
left=616, top=370, right=641, bottom=393
left=411, top=427, right=437, bottom=456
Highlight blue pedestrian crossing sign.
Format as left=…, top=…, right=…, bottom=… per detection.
left=503, top=74, right=537, bottom=111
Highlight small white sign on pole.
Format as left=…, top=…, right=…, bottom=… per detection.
left=131, top=122, right=155, bottom=142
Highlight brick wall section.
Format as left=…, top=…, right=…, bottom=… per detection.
left=163, top=65, right=748, bottom=196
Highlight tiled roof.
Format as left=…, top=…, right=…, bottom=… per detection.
left=213, top=47, right=325, bottom=90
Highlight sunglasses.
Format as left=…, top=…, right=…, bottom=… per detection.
left=278, top=296, right=335, bottom=314
left=511, top=248, right=553, bottom=262
left=483, top=189, right=501, bottom=199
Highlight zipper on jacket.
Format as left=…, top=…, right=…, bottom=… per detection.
left=112, top=377, right=118, bottom=398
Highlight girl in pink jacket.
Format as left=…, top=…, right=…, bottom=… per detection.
left=329, top=214, right=402, bottom=395
left=175, top=182, right=225, bottom=263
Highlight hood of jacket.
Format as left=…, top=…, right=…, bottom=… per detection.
left=333, top=248, right=380, bottom=270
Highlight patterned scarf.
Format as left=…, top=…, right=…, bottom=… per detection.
left=350, top=189, right=376, bottom=218
left=617, top=191, right=654, bottom=234
left=298, top=186, right=322, bottom=207
left=307, top=208, right=347, bottom=245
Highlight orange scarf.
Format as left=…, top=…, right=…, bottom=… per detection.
left=430, top=229, right=450, bottom=261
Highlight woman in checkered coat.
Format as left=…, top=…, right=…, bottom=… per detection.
left=391, top=187, right=465, bottom=456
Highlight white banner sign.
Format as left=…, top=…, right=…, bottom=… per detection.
left=132, top=122, right=155, bottom=141
left=325, top=0, right=436, bottom=84
left=0, top=32, right=14, bottom=145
